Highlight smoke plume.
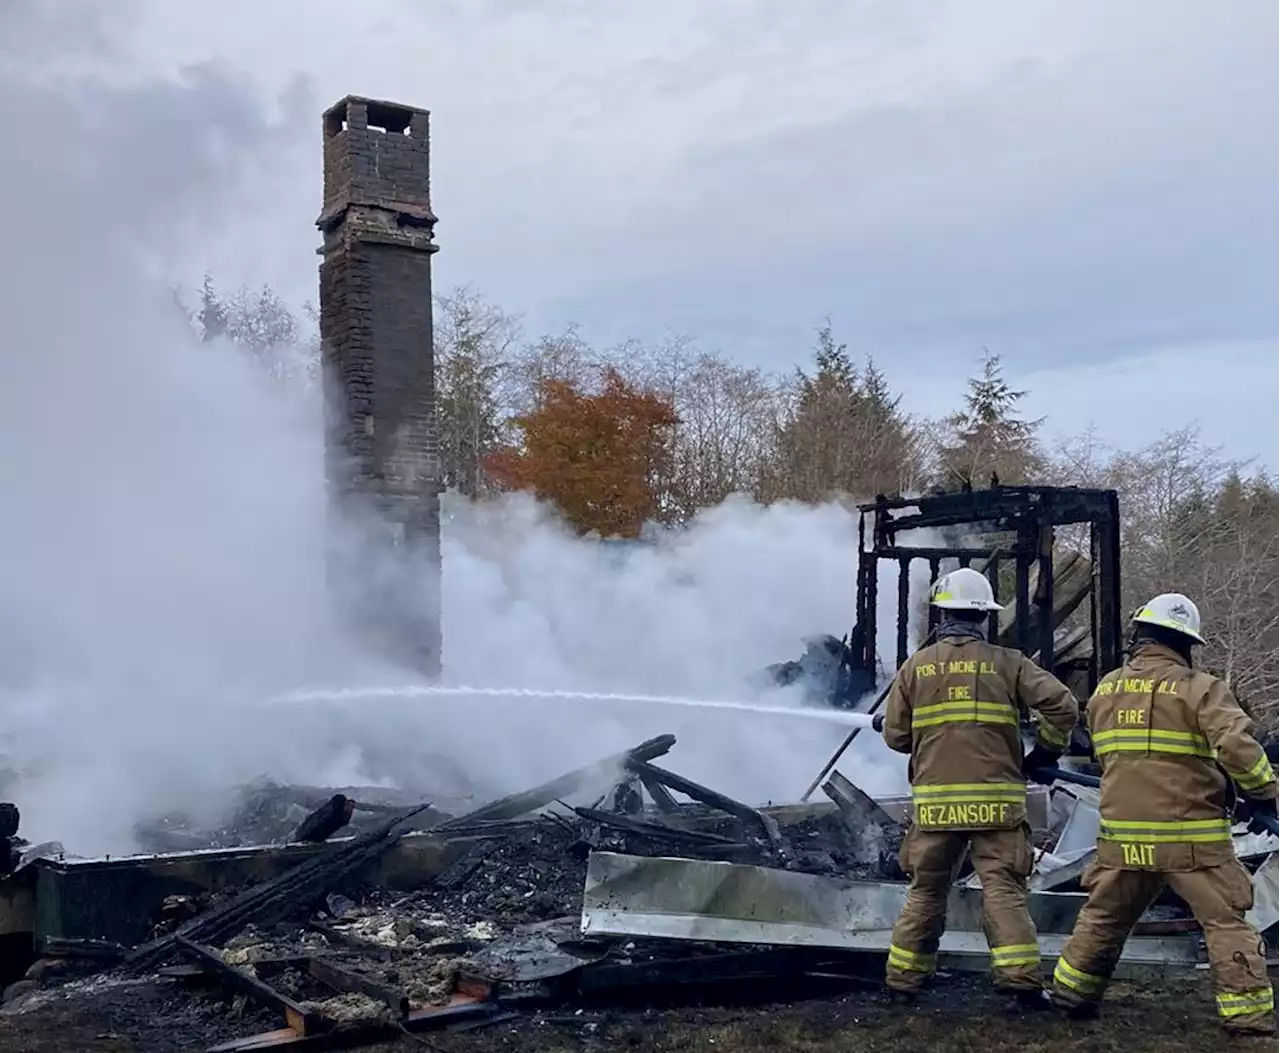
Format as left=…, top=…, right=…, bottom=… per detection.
left=0, top=52, right=920, bottom=856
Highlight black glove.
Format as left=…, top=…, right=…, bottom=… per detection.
left=1245, top=799, right=1278, bottom=837
left=1022, top=746, right=1060, bottom=785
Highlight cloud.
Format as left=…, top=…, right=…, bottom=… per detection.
left=96, top=1, right=1275, bottom=470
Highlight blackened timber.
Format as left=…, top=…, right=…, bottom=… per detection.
left=570, top=806, right=740, bottom=847
left=927, top=556, right=941, bottom=637
left=308, top=956, right=410, bottom=1018
left=431, top=840, right=501, bottom=890
left=1095, top=490, right=1123, bottom=677
left=636, top=772, right=681, bottom=814
left=875, top=546, right=1027, bottom=562
left=895, top=557, right=910, bottom=669
left=626, top=760, right=783, bottom=848
left=1015, top=551, right=1031, bottom=654
left=822, top=771, right=899, bottom=833
left=1036, top=523, right=1057, bottom=671
left=127, top=803, right=433, bottom=970
left=307, top=920, right=396, bottom=960
left=985, top=555, right=1000, bottom=641
left=864, top=544, right=879, bottom=678
left=859, top=486, right=1121, bottom=530
left=176, top=938, right=329, bottom=1037
left=434, top=735, right=675, bottom=829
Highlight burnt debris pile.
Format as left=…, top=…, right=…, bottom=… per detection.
left=5, top=733, right=1274, bottom=1053
left=4, top=735, right=909, bottom=1049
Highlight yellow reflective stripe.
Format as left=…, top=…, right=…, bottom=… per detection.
left=914, top=712, right=1019, bottom=728
left=1098, top=817, right=1232, bottom=843
left=1216, top=988, right=1275, bottom=1018
left=991, top=943, right=1041, bottom=967
left=887, top=944, right=937, bottom=973
left=1092, top=728, right=1206, bottom=743
left=913, top=782, right=1026, bottom=802
left=1092, top=728, right=1214, bottom=758
left=1035, top=722, right=1070, bottom=749
left=1224, top=753, right=1276, bottom=792
left=1053, top=957, right=1106, bottom=997
left=912, top=700, right=1018, bottom=729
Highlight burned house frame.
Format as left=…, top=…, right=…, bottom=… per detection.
left=849, top=486, right=1123, bottom=751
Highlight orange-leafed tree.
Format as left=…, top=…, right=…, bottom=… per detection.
left=485, top=368, right=678, bottom=537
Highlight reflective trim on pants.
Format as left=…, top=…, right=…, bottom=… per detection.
left=1216, top=988, right=1275, bottom=1019
left=1052, top=956, right=1107, bottom=999
left=990, top=943, right=1041, bottom=970
left=887, top=944, right=937, bottom=974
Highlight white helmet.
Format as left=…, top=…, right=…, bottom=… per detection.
left=1132, top=592, right=1205, bottom=645
left=930, top=567, right=1003, bottom=612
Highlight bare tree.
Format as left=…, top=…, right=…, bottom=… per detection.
left=433, top=287, right=521, bottom=497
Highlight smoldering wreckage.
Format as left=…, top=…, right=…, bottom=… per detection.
left=2, top=97, right=1275, bottom=1049
left=0, top=488, right=1276, bottom=1052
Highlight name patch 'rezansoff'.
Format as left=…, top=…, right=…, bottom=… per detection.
left=915, top=800, right=1014, bottom=828
left=909, top=659, right=1026, bottom=830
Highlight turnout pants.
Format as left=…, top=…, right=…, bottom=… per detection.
left=1052, top=859, right=1275, bottom=1034
left=886, top=824, right=1041, bottom=993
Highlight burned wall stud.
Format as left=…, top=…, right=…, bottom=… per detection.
left=317, top=95, right=443, bottom=677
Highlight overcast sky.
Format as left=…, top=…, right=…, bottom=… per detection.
left=11, top=0, right=1279, bottom=466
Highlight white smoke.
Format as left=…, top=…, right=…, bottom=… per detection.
left=0, top=44, right=927, bottom=856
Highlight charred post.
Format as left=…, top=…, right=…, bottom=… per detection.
left=318, top=95, right=443, bottom=677
left=844, top=486, right=1124, bottom=755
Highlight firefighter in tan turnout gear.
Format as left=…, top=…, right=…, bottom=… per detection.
left=881, top=568, right=1080, bottom=1003
left=1051, top=593, right=1278, bottom=1035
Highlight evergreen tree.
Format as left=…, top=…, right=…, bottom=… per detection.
left=776, top=321, right=921, bottom=500
left=937, top=351, right=1043, bottom=489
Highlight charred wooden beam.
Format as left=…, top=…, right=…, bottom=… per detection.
left=822, top=771, right=899, bottom=833
left=430, top=840, right=501, bottom=891
left=176, top=937, right=329, bottom=1038
left=435, top=735, right=675, bottom=829
left=571, top=806, right=740, bottom=848
left=636, top=772, right=681, bottom=815
left=306, top=920, right=397, bottom=961
left=308, top=956, right=409, bottom=1019
left=127, top=802, right=433, bottom=971
left=625, top=760, right=784, bottom=850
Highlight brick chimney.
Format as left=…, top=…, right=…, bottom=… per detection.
left=317, top=96, right=442, bottom=677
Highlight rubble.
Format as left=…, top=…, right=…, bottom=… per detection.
left=4, top=732, right=1273, bottom=1053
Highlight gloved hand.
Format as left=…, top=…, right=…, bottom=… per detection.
left=1245, top=798, right=1278, bottom=837
left=1022, top=745, right=1060, bottom=785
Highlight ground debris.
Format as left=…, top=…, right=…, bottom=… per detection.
left=298, top=991, right=389, bottom=1021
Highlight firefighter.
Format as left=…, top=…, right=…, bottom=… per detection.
left=1050, top=593, right=1278, bottom=1035
left=881, top=567, right=1080, bottom=1004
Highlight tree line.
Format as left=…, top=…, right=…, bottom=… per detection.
left=180, top=279, right=1280, bottom=731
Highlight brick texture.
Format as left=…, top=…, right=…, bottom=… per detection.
left=317, top=96, right=442, bottom=676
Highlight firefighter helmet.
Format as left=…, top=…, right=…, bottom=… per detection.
left=930, top=567, right=1003, bottom=612
left=1132, top=592, right=1205, bottom=645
